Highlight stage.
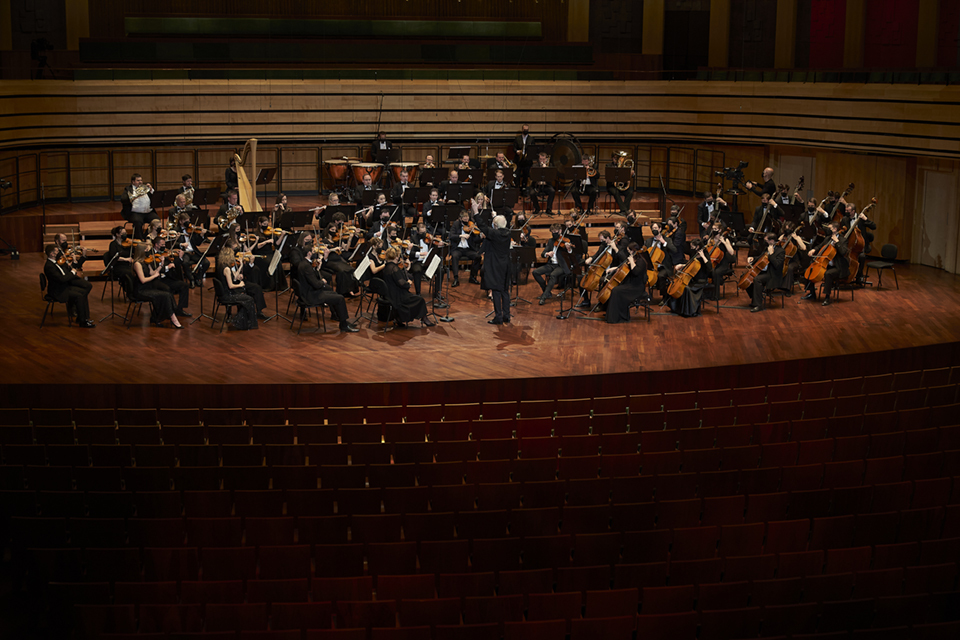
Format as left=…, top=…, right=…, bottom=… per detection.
left=3, top=249, right=960, bottom=393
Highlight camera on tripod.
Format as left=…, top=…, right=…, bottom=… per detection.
left=715, top=160, right=749, bottom=183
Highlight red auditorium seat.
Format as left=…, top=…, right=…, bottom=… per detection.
left=270, top=602, right=336, bottom=630
left=137, top=603, right=203, bottom=633
left=699, top=606, right=761, bottom=640
left=519, top=481, right=564, bottom=510
left=555, top=564, right=611, bottom=593
left=366, top=541, right=418, bottom=576
left=613, top=561, right=668, bottom=589
left=802, top=572, right=855, bottom=602
left=527, top=591, right=582, bottom=633
left=497, top=568, right=554, bottom=600
left=563, top=504, right=612, bottom=534
left=573, top=532, right=622, bottom=567
left=205, top=603, right=268, bottom=632
left=462, top=594, right=524, bottom=633
left=570, top=615, right=635, bottom=639
left=758, top=602, right=818, bottom=636
left=609, top=476, right=654, bottom=504
left=512, top=507, right=561, bottom=537
left=502, top=619, right=567, bottom=640
left=697, top=470, right=739, bottom=497
left=722, top=554, right=777, bottom=582
left=671, top=526, right=719, bottom=560
left=776, top=550, right=823, bottom=578
left=583, top=587, right=638, bottom=618
left=471, top=538, right=521, bottom=572
left=419, top=540, right=470, bottom=574
left=655, top=473, right=698, bottom=500
left=565, top=477, right=611, bottom=505
left=398, top=597, right=461, bottom=627
left=871, top=541, right=920, bottom=569
left=635, top=611, right=699, bottom=640
left=852, top=567, right=904, bottom=598
left=809, top=515, right=855, bottom=550
left=112, top=581, right=178, bottom=605
left=668, top=557, right=722, bottom=585
left=824, top=546, right=872, bottom=574
left=696, top=580, right=750, bottom=610
left=311, top=576, right=373, bottom=603
left=258, top=545, right=311, bottom=579
left=336, top=600, right=398, bottom=629
left=641, top=584, right=695, bottom=613
left=520, top=534, right=572, bottom=570
left=620, top=530, right=670, bottom=564
left=377, top=574, right=436, bottom=601
left=314, top=544, right=365, bottom=577
left=717, top=522, right=764, bottom=557
left=750, top=576, right=802, bottom=607
left=403, top=511, right=455, bottom=541
left=246, top=578, right=309, bottom=603
left=656, top=498, right=701, bottom=529
left=681, top=447, right=721, bottom=473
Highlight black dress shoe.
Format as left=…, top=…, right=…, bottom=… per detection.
left=538, top=298, right=548, bottom=305
left=750, top=306, right=763, bottom=313
left=257, top=312, right=268, bottom=320
left=801, top=292, right=816, bottom=301
left=469, top=277, right=480, bottom=285
left=189, top=281, right=196, bottom=289
left=488, top=319, right=503, bottom=325
left=503, top=316, right=511, bottom=323
left=176, top=310, right=192, bottom=318
left=79, top=320, right=95, bottom=328
left=172, top=323, right=183, bottom=330
left=451, top=279, right=460, bottom=288
left=341, top=324, right=359, bottom=333
left=575, top=301, right=591, bottom=308
left=422, top=319, right=436, bottom=327
left=822, top=298, right=831, bottom=306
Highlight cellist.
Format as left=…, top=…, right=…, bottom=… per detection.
left=802, top=220, right=849, bottom=306
left=577, top=230, right=622, bottom=309
left=667, top=237, right=714, bottom=318
left=604, top=242, right=646, bottom=324
left=778, top=221, right=807, bottom=292
left=645, top=221, right=676, bottom=297
left=745, top=232, right=785, bottom=312
left=708, top=220, right=737, bottom=284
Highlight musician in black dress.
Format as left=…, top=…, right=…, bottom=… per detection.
left=448, top=209, right=482, bottom=287
left=225, top=159, right=239, bottom=193
left=120, top=173, right=158, bottom=239
left=103, top=226, right=135, bottom=281
left=667, top=238, right=714, bottom=318
left=153, top=236, right=191, bottom=317
left=226, top=239, right=268, bottom=319
left=408, top=221, right=442, bottom=296
left=381, top=247, right=435, bottom=327
left=299, top=245, right=358, bottom=333
left=745, top=232, right=785, bottom=312
left=533, top=224, right=573, bottom=305
left=707, top=220, right=737, bottom=285
left=131, top=244, right=182, bottom=329
left=43, top=244, right=94, bottom=328
left=604, top=242, right=646, bottom=324
left=251, top=215, right=287, bottom=292
left=216, top=245, right=257, bottom=330
left=802, top=220, right=850, bottom=306
left=513, top=124, right=534, bottom=188
left=698, top=190, right=728, bottom=237
left=572, top=155, right=599, bottom=214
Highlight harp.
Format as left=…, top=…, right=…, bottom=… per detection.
left=235, top=138, right=263, bottom=213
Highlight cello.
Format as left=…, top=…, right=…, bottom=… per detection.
left=579, top=237, right=616, bottom=292
left=666, top=251, right=703, bottom=299
left=842, top=198, right=877, bottom=284
left=597, top=247, right=641, bottom=305
left=804, top=224, right=853, bottom=284
left=707, top=227, right=732, bottom=267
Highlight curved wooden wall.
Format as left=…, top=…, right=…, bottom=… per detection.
left=2, top=80, right=959, bottom=159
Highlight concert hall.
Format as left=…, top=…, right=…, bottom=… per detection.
left=1, top=1, right=959, bottom=638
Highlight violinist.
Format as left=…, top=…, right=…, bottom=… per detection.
left=698, top=190, right=728, bottom=237
left=564, top=213, right=589, bottom=255
left=225, top=238, right=268, bottom=319
left=391, top=170, right=417, bottom=223
left=841, top=202, right=876, bottom=285
left=667, top=237, right=714, bottom=318
left=513, top=213, right=537, bottom=248
left=298, top=244, right=358, bottom=332
left=359, top=237, right=388, bottom=284
left=54, top=233, right=86, bottom=272
left=778, top=220, right=807, bottom=291
left=604, top=242, right=645, bottom=324
left=144, top=219, right=164, bottom=245
left=173, top=212, right=211, bottom=287
left=152, top=235, right=191, bottom=317
left=613, top=221, right=631, bottom=254
left=365, top=195, right=395, bottom=242
left=120, top=173, right=158, bottom=239
left=215, top=245, right=258, bottom=330
left=319, top=225, right=361, bottom=298
left=533, top=223, right=573, bottom=305
left=744, top=167, right=776, bottom=198
left=408, top=221, right=436, bottom=296
left=745, top=232, right=785, bottom=312
left=527, top=151, right=556, bottom=215
left=253, top=215, right=287, bottom=292
left=572, top=155, right=599, bottom=214
left=131, top=243, right=182, bottom=329
left=485, top=169, right=513, bottom=219
left=288, top=232, right=313, bottom=282
left=665, top=213, right=687, bottom=261
left=43, top=243, right=94, bottom=328
left=448, top=209, right=482, bottom=287
left=578, top=230, right=621, bottom=309
left=381, top=247, right=435, bottom=328
left=803, top=220, right=849, bottom=306
left=103, top=226, right=135, bottom=280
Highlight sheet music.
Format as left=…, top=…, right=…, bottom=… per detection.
left=425, top=254, right=442, bottom=280
left=353, top=255, right=371, bottom=280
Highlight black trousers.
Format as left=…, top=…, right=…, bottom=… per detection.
left=747, top=270, right=775, bottom=308
left=450, top=247, right=481, bottom=279
left=606, top=185, right=634, bottom=213
left=492, top=289, right=510, bottom=322
left=533, top=263, right=565, bottom=299
left=62, top=280, right=93, bottom=322
left=573, top=184, right=598, bottom=212
left=125, top=209, right=159, bottom=239
left=527, top=185, right=556, bottom=212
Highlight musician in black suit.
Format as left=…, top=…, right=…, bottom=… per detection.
left=698, top=190, right=728, bottom=236
left=459, top=154, right=481, bottom=171
left=120, top=173, right=158, bottom=239
left=745, top=232, right=785, bottom=312
left=225, top=159, right=239, bottom=192
left=298, top=245, right=358, bottom=333
left=605, top=159, right=635, bottom=215
left=749, top=193, right=779, bottom=237
left=153, top=236, right=191, bottom=317
left=217, top=190, right=243, bottom=230
left=390, top=170, right=417, bottom=222
left=486, top=152, right=512, bottom=171
left=43, top=244, right=94, bottom=327
left=422, top=189, right=443, bottom=233
left=840, top=202, right=876, bottom=285
left=440, top=170, right=468, bottom=204
left=802, top=220, right=849, bottom=306
left=569, top=155, right=597, bottom=214
left=353, top=173, right=377, bottom=207
left=447, top=209, right=482, bottom=287
left=533, top=224, right=573, bottom=305
left=527, top=151, right=556, bottom=215
left=578, top=230, right=622, bottom=308
left=744, top=167, right=776, bottom=198
left=645, top=221, right=677, bottom=296
left=480, top=215, right=513, bottom=324
left=371, top=131, right=392, bottom=158
left=484, top=169, right=513, bottom=219
left=513, top=124, right=534, bottom=188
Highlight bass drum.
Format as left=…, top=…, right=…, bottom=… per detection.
left=550, top=133, right=584, bottom=186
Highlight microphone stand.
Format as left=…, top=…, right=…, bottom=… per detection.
left=99, top=251, right=124, bottom=322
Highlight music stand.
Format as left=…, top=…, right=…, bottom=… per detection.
left=444, top=183, right=474, bottom=204
left=150, top=189, right=175, bottom=219
left=99, top=251, right=124, bottom=323
left=190, top=234, right=228, bottom=325
left=491, top=187, right=520, bottom=211
left=192, top=188, right=218, bottom=211
left=375, top=149, right=401, bottom=165
left=315, top=205, right=355, bottom=229
left=459, top=168, right=483, bottom=186
left=419, top=168, right=447, bottom=187
left=448, top=147, right=471, bottom=162
left=432, top=206, right=461, bottom=323
left=556, top=234, right=586, bottom=319
left=262, top=231, right=292, bottom=325
left=361, top=190, right=385, bottom=206
left=529, top=167, right=557, bottom=187
left=424, top=203, right=455, bottom=237
left=255, top=168, right=278, bottom=211
left=512, top=243, right=536, bottom=306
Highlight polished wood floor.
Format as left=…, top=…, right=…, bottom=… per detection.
left=3, top=246, right=959, bottom=388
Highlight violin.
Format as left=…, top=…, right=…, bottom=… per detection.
left=234, top=252, right=259, bottom=265
left=144, top=250, right=172, bottom=264
left=262, top=226, right=286, bottom=236
left=121, top=238, right=147, bottom=248
left=464, top=221, right=483, bottom=236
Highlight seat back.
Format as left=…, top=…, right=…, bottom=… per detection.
left=370, top=277, right=388, bottom=299
left=40, top=273, right=49, bottom=297
left=880, top=244, right=898, bottom=261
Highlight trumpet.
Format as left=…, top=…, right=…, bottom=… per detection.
left=613, top=151, right=634, bottom=191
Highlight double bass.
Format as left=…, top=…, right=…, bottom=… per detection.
left=842, top=198, right=877, bottom=284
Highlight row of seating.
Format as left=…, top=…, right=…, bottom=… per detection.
left=4, top=476, right=957, bottom=522
left=5, top=424, right=960, bottom=469
left=5, top=397, right=960, bottom=448
left=69, top=592, right=960, bottom=638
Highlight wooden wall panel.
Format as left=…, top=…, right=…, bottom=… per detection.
left=68, top=151, right=110, bottom=200
left=155, top=149, right=197, bottom=191
left=0, top=154, right=16, bottom=210
left=17, top=153, right=37, bottom=204
left=279, top=147, right=319, bottom=194
left=40, top=152, right=70, bottom=200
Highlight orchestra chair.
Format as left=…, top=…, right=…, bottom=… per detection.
left=39, top=273, right=72, bottom=327
left=366, top=278, right=397, bottom=332
left=290, top=279, right=327, bottom=335
left=627, top=292, right=652, bottom=321
left=865, top=244, right=899, bottom=290
left=119, top=273, right=155, bottom=329
left=762, top=288, right=786, bottom=309
left=210, top=278, right=240, bottom=334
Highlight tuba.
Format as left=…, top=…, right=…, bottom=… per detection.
left=614, top=151, right=634, bottom=191
left=215, top=204, right=242, bottom=230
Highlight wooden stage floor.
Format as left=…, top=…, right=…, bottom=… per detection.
left=2, top=249, right=959, bottom=389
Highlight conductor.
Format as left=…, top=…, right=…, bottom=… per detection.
left=480, top=215, right=513, bottom=325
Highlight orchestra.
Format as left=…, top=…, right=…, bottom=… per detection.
left=50, top=141, right=889, bottom=334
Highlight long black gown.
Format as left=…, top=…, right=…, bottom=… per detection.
left=668, top=257, right=713, bottom=317
left=605, top=264, right=647, bottom=324
left=382, top=262, right=427, bottom=324
left=133, top=264, right=176, bottom=323
left=217, top=268, right=259, bottom=330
